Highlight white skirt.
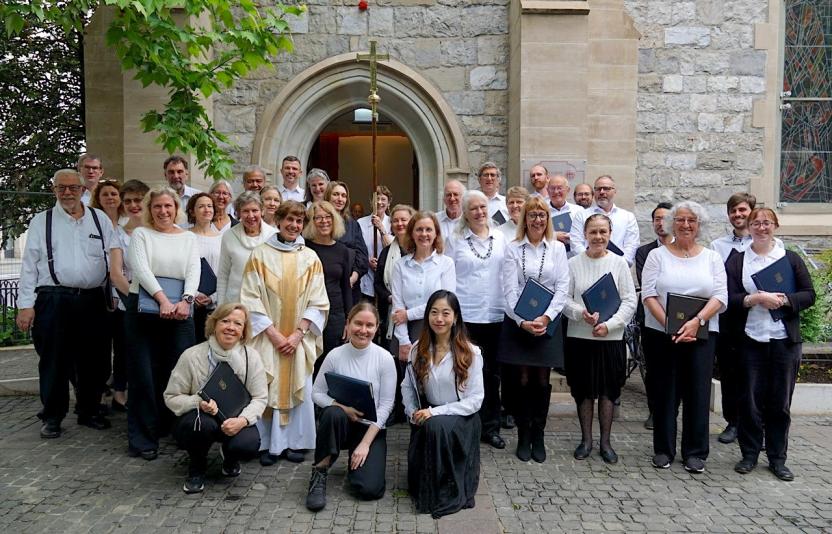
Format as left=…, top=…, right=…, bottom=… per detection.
left=256, top=375, right=316, bottom=455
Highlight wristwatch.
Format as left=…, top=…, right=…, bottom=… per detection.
left=695, top=314, right=706, bottom=327
left=182, top=294, right=195, bottom=304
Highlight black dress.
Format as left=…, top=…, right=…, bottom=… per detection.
left=306, top=240, right=353, bottom=375
left=338, top=217, right=369, bottom=305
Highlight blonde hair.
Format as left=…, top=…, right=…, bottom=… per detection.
left=141, top=186, right=181, bottom=228
left=515, top=196, right=554, bottom=242
left=303, top=200, right=346, bottom=240
left=205, top=303, right=252, bottom=343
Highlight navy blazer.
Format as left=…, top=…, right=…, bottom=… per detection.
left=724, top=249, right=815, bottom=344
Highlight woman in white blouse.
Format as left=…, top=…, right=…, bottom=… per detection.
left=725, top=208, right=815, bottom=481
left=497, top=186, right=530, bottom=241
left=208, top=180, right=235, bottom=233
left=445, top=190, right=507, bottom=450
left=499, top=196, right=569, bottom=463
left=401, top=290, right=484, bottom=518
left=306, top=303, right=397, bottom=511
left=390, top=211, right=456, bottom=361
left=641, top=200, right=727, bottom=474
left=125, top=186, right=201, bottom=460
left=217, top=191, right=277, bottom=305
left=187, top=193, right=222, bottom=343
left=563, top=214, right=636, bottom=464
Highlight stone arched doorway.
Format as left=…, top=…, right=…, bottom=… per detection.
left=251, top=53, right=470, bottom=210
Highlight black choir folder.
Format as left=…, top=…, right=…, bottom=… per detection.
left=198, top=362, right=251, bottom=422
left=324, top=372, right=377, bottom=424
left=551, top=212, right=572, bottom=232
left=491, top=210, right=506, bottom=225
left=665, top=293, right=709, bottom=340
left=514, top=278, right=558, bottom=336
left=751, top=256, right=795, bottom=321
left=581, top=272, right=621, bottom=324
left=606, top=241, right=624, bottom=256
left=198, top=257, right=217, bottom=296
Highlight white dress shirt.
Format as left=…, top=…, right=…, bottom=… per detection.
left=278, top=185, right=305, bottom=203
left=548, top=200, right=579, bottom=217
left=311, top=342, right=398, bottom=429
left=485, top=193, right=509, bottom=224
left=502, top=237, right=570, bottom=326
left=497, top=220, right=518, bottom=242
left=401, top=344, right=484, bottom=420
left=445, top=228, right=507, bottom=324
left=18, top=203, right=118, bottom=308
left=640, top=245, right=728, bottom=333
left=710, top=233, right=785, bottom=263
left=742, top=245, right=788, bottom=342
left=390, top=251, right=456, bottom=345
left=181, top=184, right=202, bottom=205
left=435, top=210, right=462, bottom=241
left=570, top=204, right=640, bottom=266
left=357, top=213, right=391, bottom=297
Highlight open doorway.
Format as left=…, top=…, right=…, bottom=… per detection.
left=307, top=108, right=419, bottom=216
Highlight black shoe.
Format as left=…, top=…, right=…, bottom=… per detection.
left=501, top=414, right=516, bottom=430
left=77, top=415, right=111, bottom=430
left=128, top=448, right=158, bottom=461
left=652, top=453, right=671, bottom=469
left=600, top=447, right=618, bottom=464
left=222, top=459, right=241, bottom=477
left=183, top=475, right=205, bottom=494
left=306, top=467, right=328, bottom=511
left=483, top=433, right=506, bottom=450
left=643, top=413, right=653, bottom=430
left=684, top=457, right=706, bottom=474
left=718, top=425, right=737, bottom=444
left=769, top=463, right=794, bottom=482
left=283, top=449, right=305, bottom=463
left=734, top=457, right=757, bottom=474
left=573, top=442, right=592, bottom=460
left=531, top=430, right=546, bottom=463
left=40, top=420, right=61, bottom=439
left=259, top=451, right=278, bottom=466
left=515, top=426, right=531, bottom=462
left=111, top=399, right=127, bottom=413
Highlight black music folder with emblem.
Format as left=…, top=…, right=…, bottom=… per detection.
left=198, top=362, right=251, bottom=422
left=514, top=278, right=559, bottom=336
left=751, top=256, right=795, bottom=321
left=324, top=372, right=378, bottom=424
left=665, top=293, right=709, bottom=340
left=551, top=212, right=572, bottom=233
left=581, top=272, right=621, bottom=324
left=491, top=210, right=507, bottom=225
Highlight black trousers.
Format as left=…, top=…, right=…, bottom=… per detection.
left=715, top=334, right=741, bottom=427
left=466, top=322, right=502, bottom=437
left=125, top=302, right=195, bottom=452
left=193, top=304, right=210, bottom=345
left=108, top=309, right=127, bottom=392
left=640, top=324, right=663, bottom=415
left=645, top=328, right=715, bottom=461
left=315, top=405, right=387, bottom=500
left=32, top=288, right=108, bottom=421
left=173, top=410, right=260, bottom=476
left=738, top=336, right=801, bottom=465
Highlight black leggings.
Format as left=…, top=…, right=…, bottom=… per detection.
left=173, top=410, right=260, bottom=476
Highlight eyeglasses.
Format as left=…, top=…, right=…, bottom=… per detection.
left=55, top=185, right=83, bottom=193
left=594, top=186, right=615, bottom=192
left=548, top=186, right=566, bottom=193
left=526, top=212, right=549, bottom=220
left=673, top=217, right=699, bottom=225
left=313, top=215, right=333, bottom=223
left=750, top=220, right=775, bottom=229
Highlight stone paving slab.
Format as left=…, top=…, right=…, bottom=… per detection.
left=1, top=386, right=831, bottom=533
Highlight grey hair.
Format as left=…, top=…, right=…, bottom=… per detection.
left=234, top=190, right=263, bottom=214
left=208, top=179, right=233, bottom=195
left=52, top=169, right=83, bottom=185
left=243, top=165, right=269, bottom=179
left=665, top=201, right=709, bottom=239
left=477, top=161, right=501, bottom=181
left=457, top=190, right=490, bottom=235
left=306, top=168, right=330, bottom=183
left=444, top=179, right=467, bottom=194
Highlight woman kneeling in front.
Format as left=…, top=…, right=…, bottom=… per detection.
left=306, top=303, right=397, bottom=511
left=164, top=303, right=268, bottom=494
left=402, top=290, right=484, bottom=518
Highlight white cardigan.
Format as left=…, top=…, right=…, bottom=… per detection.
left=217, top=222, right=277, bottom=305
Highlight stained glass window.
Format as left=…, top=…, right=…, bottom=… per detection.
left=780, top=0, right=832, bottom=203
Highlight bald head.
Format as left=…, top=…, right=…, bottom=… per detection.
left=547, top=174, right=570, bottom=209
left=443, top=180, right=466, bottom=218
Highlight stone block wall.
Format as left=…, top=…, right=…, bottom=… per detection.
left=624, top=0, right=770, bottom=240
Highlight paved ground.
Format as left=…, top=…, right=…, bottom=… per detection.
left=1, top=385, right=831, bottom=533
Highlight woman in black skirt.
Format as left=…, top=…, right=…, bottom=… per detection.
left=499, top=196, right=569, bottom=463
left=563, top=214, right=636, bottom=463
left=401, top=290, right=484, bottom=518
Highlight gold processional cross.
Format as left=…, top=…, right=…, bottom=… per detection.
left=356, top=40, right=389, bottom=257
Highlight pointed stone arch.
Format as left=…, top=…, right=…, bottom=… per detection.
left=251, top=53, right=470, bottom=209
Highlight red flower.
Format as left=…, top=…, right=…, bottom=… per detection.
left=358, top=0, right=368, bottom=11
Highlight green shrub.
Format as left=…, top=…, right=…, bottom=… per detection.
left=798, top=248, right=832, bottom=343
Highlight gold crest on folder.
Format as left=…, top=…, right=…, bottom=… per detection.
left=774, top=272, right=783, bottom=284
left=529, top=298, right=538, bottom=308
left=676, top=312, right=686, bottom=321
left=219, top=380, right=227, bottom=391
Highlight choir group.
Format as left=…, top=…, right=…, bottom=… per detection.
left=17, top=154, right=815, bottom=518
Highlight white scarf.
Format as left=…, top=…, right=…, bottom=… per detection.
left=383, top=238, right=404, bottom=340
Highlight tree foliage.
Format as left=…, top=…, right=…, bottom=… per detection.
left=1, top=0, right=303, bottom=181
left=0, top=6, right=84, bottom=243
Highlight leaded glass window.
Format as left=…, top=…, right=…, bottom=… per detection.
left=780, top=0, right=832, bottom=204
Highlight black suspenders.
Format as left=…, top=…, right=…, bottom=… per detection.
left=44, top=207, right=110, bottom=287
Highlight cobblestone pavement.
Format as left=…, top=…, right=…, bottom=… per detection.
left=1, top=386, right=831, bottom=533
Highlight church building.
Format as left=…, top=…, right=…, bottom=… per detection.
left=83, top=0, right=831, bottom=244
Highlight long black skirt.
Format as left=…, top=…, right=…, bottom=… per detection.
left=496, top=315, right=563, bottom=368
left=564, top=337, right=626, bottom=402
left=408, top=413, right=481, bottom=518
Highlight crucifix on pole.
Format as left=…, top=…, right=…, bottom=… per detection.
left=356, top=40, right=389, bottom=258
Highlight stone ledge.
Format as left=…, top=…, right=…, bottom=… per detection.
left=711, top=378, right=832, bottom=416
left=521, top=1, right=590, bottom=15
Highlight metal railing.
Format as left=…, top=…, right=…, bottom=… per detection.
left=0, top=278, right=31, bottom=346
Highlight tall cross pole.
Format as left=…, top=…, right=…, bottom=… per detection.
left=357, top=41, right=389, bottom=258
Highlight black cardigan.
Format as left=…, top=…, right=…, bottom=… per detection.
left=724, top=249, right=815, bottom=344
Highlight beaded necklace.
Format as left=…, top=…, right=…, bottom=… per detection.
left=521, top=242, right=546, bottom=282
left=466, top=233, right=493, bottom=261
